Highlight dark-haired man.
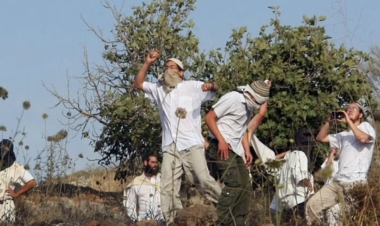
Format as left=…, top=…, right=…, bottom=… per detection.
left=123, top=154, right=164, bottom=223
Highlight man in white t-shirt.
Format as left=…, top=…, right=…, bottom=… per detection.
left=134, top=50, right=221, bottom=225
left=306, top=102, right=376, bottom=225
left=205, top=80, right=271, bottom=225
left=123, top=154, right=164, bottom=224
left=270, top=129, right=315, bottom=222
left=0, top=139, right=36, bottom=223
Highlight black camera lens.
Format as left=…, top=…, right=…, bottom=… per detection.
left=331, top=112, right=344, bottom=119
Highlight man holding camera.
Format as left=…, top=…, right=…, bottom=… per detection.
left=306, top=102, right=376, bottom=225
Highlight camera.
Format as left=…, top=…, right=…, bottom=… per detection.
left=331, top=111, right=345, bottom=120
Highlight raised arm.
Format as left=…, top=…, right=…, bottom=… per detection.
left=316, top=120, right=331, bottom=143
left=343, top=113, right=374, bottom=143
left=247, top=102, right=268, bottom=140
left=134, top=50, right=160, bottom=90
left=201, top=82, right=219, bottom=92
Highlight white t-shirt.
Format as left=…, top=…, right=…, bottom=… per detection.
left=123, top=173, right=163, bottom=221
left=210, top=91, right=252, bottom=156
left=143, top=81, right=215, bottom=152
left=320, top=158, right=339, bottom=185
left=329, top=122, right=376, bottom=183
left=270, top=151, right=314, bottom=211
left=0, top=162, right=34, bottom=200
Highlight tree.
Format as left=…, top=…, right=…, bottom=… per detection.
left=47, top=2, right=375, bottom=181
left=363, top=46, right=380, bottom=120
left=207, top=8, right=374, bottom=152
left=46, top=0, right=207, bottom=181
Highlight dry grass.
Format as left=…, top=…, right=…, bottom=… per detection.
left=8, top=163, right=380, bottom=226
left=8, top=120, right=380, bottom=226
left=60, top=167, right=127, bottom=192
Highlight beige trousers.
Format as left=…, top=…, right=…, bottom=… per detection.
left=306, top=181, right=355, bottom=225
left=160, top=143, right=222, bottom=224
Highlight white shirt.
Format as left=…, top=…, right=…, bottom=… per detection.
left=143, top=81, right=215, bottom=151
left=329, top=122, right=376, bottom=183
left=0, top=162, right=34, bottom=200
left=123, top=173, right=163, bottom=221
left=210, top=91, right=252, bottom=156
left=270, top=151, right=314, bottom=211
left=320, top=158, right=339, bottom=185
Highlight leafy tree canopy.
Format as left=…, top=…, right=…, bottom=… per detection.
left=47, top=1, right=375, bottom=181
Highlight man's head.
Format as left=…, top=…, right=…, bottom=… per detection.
left=345, top=102, right=365, bottom=122
left=293, top=128, right=316, bottom=173
left=246, top=81, right=270, bottom=103
left=142, top=153, right=159, bottom=176
left=294, top=128, right=316, bottom=152
left=0, top=139, right=16, bottom=170
left=165, top=58, right=185, bottom=79
left=242, top=80, right=270, bottom=109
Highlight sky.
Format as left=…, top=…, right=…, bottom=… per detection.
left=0, top=0, right=379, bottom=174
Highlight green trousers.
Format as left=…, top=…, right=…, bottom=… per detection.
left=206, top=139, right=251, bottom=226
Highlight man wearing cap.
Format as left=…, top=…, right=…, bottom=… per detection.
left=205, top=80, right=271, bottom=225
left=134, top=50, right=222, bottom=225
left=306, top=102, right=376, bottom=225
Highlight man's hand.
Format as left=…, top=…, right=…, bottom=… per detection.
left=6, top=187, right=17, bottom=198
left=336, top=110, right=349, bottom=124
left=218, top=140, right=230, bottom=160
left=245, top=151, right=253, bottom=166
left=265, top=80, right=272, bottom=89
left=201, top=82, right=214, bottom=92
left=146, top=50, right=160, bottom=64
left=301, top=179, right=313, bottom=192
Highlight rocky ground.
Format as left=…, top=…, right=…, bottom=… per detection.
left=10, top=182, right=219, bottom=226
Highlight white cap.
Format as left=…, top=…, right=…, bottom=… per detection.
left=166, top=58, right=184, bottom=70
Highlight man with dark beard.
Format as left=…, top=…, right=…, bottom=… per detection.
left=123, top=154, right=164, bottom=224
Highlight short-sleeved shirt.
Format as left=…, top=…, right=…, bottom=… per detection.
left=0, top=162, right=34, bottom=200
left=329, top=121, right=376, bottom=183
left=210, top=91, right=252, bottom=156
left=270, top=151, right=314, bottom=211
left=143, top=81, right=215, bottom=151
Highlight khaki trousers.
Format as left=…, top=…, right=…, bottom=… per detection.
left=206, top=139, right=251, bottom=226
left=160, top=143, right=222, bottom=224
left=306, top=180, right=355, bottom=225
